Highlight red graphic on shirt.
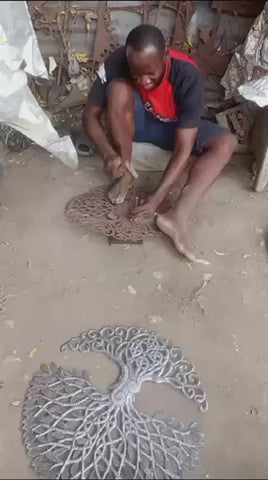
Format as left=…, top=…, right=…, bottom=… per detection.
left=136, top=49, right=198, bottom=122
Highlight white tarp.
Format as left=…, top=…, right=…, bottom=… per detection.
left=0, top=1, right=78, bottom=168
left=221, top=1, right=268, bottom=107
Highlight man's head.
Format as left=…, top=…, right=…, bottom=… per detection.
left=126, top=25, right=167, bottom=91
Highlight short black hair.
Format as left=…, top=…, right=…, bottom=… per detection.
left=126, top=25, right=165, bottom=53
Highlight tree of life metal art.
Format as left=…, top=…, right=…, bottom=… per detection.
left=64, top=185, right=160, bottom=243
left=22, top=326, right=208, bottom=479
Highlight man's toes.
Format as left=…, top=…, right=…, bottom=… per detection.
left=108, top=189, right=117, bottom=204
left=113, top=193, right=127, bottom=205
left=109, top=174, right=133, bottom=203
left=108, top=182, right=129, bottom=205
left=176, top=242, right=195, bottom=262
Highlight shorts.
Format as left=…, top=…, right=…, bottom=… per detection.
left=133, top=91, right=225, bottom=155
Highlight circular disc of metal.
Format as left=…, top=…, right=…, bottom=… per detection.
left=64, top=185, right=159, bottom=242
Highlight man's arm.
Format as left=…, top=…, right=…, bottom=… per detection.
left=157, top=62, right=203, bottom=203
left=82, top=100, right=123, bottom=177
left=152, top=127, right=197, bottom=205
left=134, top=127, right=197, bottom=218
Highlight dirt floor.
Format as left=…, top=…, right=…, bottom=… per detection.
left=1, top=146, right=268, bottom=479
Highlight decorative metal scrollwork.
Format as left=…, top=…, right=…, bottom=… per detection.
left=22, top=326, right=208, bottom=479
left=64, top=186, right=159, bottom=242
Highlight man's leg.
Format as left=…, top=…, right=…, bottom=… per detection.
left=106, top=79, right=135, bottom=204
left=156, top=130, right=237, bottom=260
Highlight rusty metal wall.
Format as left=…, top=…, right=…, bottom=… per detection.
left=28, top=0, right=262, bottom=131
left=34, top=1, right=177, bottom=59
left=33, top=0, right=255, bottom=66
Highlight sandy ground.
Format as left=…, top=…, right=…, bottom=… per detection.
left=0, top=147, right=268, bottom=479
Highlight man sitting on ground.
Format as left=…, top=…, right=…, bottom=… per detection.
left=83, top=24, right=237, bottom=261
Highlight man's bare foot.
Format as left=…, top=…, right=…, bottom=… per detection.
left=156, top=212, right=196, bottom=262
left=156, top=213, right=210, bottom=264
left=108, top=172, right=132, bottom=205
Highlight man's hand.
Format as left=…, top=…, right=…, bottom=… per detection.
left=104, top=153, right=126, bottom=179
left=133, top=195, right=159, bottom=219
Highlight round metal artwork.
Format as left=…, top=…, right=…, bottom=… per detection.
left=64, top=186, right=159, bottom=242
left=22, top=326, right=207, bottom=479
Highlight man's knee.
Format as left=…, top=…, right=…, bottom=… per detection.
left=107, top=79, right=134, bottom=110
left=210, top=131, right=238, bottom=159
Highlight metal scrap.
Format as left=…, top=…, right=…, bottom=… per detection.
left=204, top=76, right=225, bottom=111
left=172, top=1, right=196, bottom=52
left=216, top=103, right=253, bottom=148
left=92, top=2, right=118, bottom=68
left=221, top=1, right=268, bottom=103
left=153, top=0, right=165, bottom=26
left=28, top=1, right=61, bottom=36
left=191, top=26, right=232, bottom=77
left=211, top=1, right=265, bottom=18
left=57, top=1, right=70, bottom=86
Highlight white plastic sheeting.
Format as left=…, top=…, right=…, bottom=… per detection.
left=132, top=143, right=170, bottom=171
left=0, top=1, right=78, bottom=168
left=221, top=1, right=268, bottom=107
left=238, top=77, right=268, bottom=107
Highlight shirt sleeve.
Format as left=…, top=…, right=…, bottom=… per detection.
left=174, top=63, right=204, bottom=129
left=88, top=76, right=107, bottom=107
